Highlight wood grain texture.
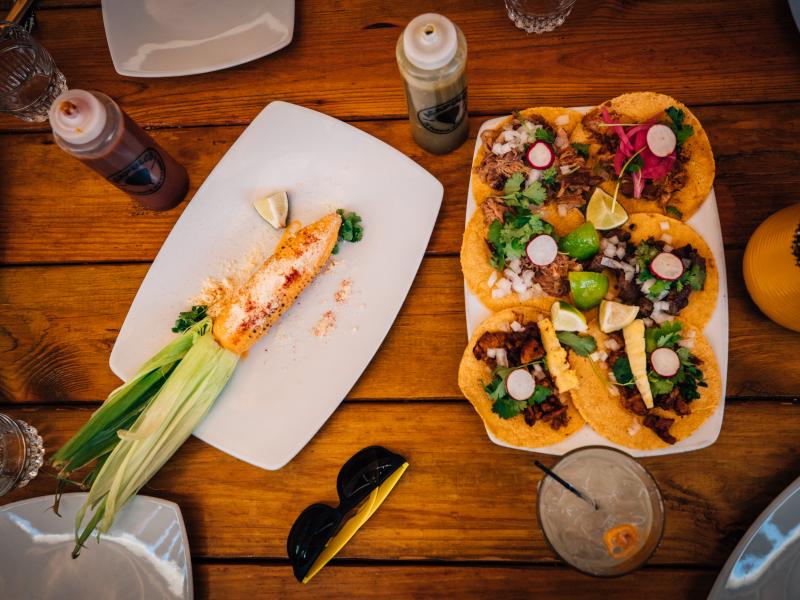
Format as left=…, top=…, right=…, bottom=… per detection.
left=193, top=564, right=717, bottom=599
left=1, top=103, right=798, bottom=265
left=2, top=1, right=800, bottom=133
left=3, top=400, right=799, bottom=565
left=1, top=251, right=798, bottom=404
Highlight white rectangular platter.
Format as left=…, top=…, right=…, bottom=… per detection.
left=111, top=101, right=443, bottom=470
left=465, top=110, right=729, bottom=457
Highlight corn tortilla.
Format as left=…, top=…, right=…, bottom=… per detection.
left=569, top=321, right=721, bottom=450
left=571, top=92, right=715, bottom=219
left=457, top=307, right=585, bottom=447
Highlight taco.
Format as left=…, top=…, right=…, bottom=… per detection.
left=580, top=214, right=718, bottom=328
left=471, top=107, right=596, bottom=231
left=461, top=200, right=585, bottom=311
left=569, top=318, right=721, bottom=450
left=572, top=92, right=715, bottom=219
left=457, top=307, right=585, bottom=447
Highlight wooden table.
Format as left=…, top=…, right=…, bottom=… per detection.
left=2, top=1, right=799, bottom=597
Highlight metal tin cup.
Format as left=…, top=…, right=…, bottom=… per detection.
left=0, top=413, right=44, bottom=496
left=396, top=13, right=468, bottom=155
left=536, top=446, right=665, bottom=576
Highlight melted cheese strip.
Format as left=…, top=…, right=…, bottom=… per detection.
left=623, top=319, right=653, bottom=408
left=539, top=317, right=579, bottom=394
left=212, top=213, right=340, bottom=354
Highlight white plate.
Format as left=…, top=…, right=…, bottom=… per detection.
left=111, top=101, right=442, bottom=470
left=709, top=475, right=800, bottom=599
left=101, top=0, right=294, bottom=77
left=464, top=110, right=729, bottom=457
left=0, top=494, right=192, bottom=600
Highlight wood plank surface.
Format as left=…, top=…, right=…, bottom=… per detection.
left=1, top=251, right=799, bottom=404
left=3, top=400, right=799, bottom=565
left=193, top=564, right=717, bottom=599
left=2, top=1, right=800, bottom=133
left=1, top=103, right=797, bottom=265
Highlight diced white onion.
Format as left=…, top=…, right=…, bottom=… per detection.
left=555, top=114, right=570, bottom=126
left=600, top=257, right=623, bottom=269
left=557, top=204, right=568, bottom=217
left=608, top=371, right=618, bottom=383
left=627, top=419, right=641, bottom=435
left=643, top=317, right=654, bottom=327
left=522, top=270, right=535, bottom=285
left=678, top=338, right=696, bottom=349
left=590, top=351, right=601, bottom=362
left=653, top=301, right=670, bottom=312
left=609, top=385, right=621, bottom=397
left=527, top=169, right=542, bottom=185
left=518, top=289, right=534, bottom=300
left=509, top=258, right=522, bottom=274
left=492, top=278, right=512, bottom=298
left=663, top=244, right=673, bottom=252
left=530, top=283, right=544, bottom=296
left=495, top=348, right=508, bottom=367
left=512, top=279, right=529, bottom=293
left=659, top=221, right=670, bottom=231
left=487, top=271, right=498, bottom=287
left=598, top=351, right=609, bottom=362
left=604, top=245, right=618, bottom=258
left=609, top=236, right=620, bottom=245
left=641, top=279, right=656, bottom=294
left=510, top=320, right=524, bottom=332
left=661, top=233, right=673, bottom=244
left=604, top=338, right=620, bottom=351
left=616, top=246, right=626, bottom=259
left=487, top=348, right=497, bottom=359
left=651, top=311, right=675, bottom=324
left=624, top=270, right=635, bottom=282
left=560, top=164, right=580, bottom=176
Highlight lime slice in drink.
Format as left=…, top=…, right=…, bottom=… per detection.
left=586, top=187, right=628, bottom=230
left=598, top=300, right=640, bottom=333
left=551, top=301, right=588, bottom=332
left=569, top=272, right=609, bottom=310
left=558, top=222, right=600, bottom=260
left=254, top=190, right=289, bottom=229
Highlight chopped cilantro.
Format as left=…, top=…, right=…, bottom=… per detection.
left=645, top=321, right=682, bottom=353
left=540, top=166, right=558, bottom=187
left=625, top=153, right=644, bottom=174
left=483, top=362, right=549, bottom=419
left=172, top=305, right=207, bottom=333
left=571, top=142, right=590, bottom=159
left=634, top=241, right=660, bottom=272
left=647, top=279, right=671, bottom=300
left=504, top=180, right=548, bottom=207
left=556, top=332, right=597, bottom=357
left=665, top=205, right=683, bottom=219
left=612, top=356, right=634, bottom=386
left=487, top=210, right=554, bottom=270
left=529, top=385, right=552, bottom=405
left=333, top=209, right=364, bottom=254
left=491, top=397, right=526, bottom=419
left=648, top=374, right=675, bottom=396
left=503, top=172, right=526, bottom=195
left=665, top=106, right=694, bottom=146
left=683, top=262, right=706, bottom=291
left=534, top=128, right=555, bottom=144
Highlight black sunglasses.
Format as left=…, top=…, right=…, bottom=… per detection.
left=287, top=445, right=407, bottom=582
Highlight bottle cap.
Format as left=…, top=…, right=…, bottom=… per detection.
left=403, top=13, right=458, bottom=70
left=48, top=89, right=107, bottom=145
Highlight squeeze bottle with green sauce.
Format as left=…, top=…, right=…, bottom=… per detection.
left=396, top=13, right=468, bottom=155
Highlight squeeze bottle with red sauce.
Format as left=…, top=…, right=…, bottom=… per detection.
left=48, top=89, right=188, bottom=211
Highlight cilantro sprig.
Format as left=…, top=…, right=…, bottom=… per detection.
left=503, top=172, right=548, bottom=207
left=634, top=240, right=706, bottom=300
left=534, top=128, right=555, bottom=144
left=571, top=142, right=590, bottom=159
left=487, top=210, right=554, bottom=270
left=665, top=106, right=694, bottom=147
left=172, top=305, right=207, bottom=333
left=333, top=209, right=364, bottom=254
left=556, top=332, right=597, bottom=357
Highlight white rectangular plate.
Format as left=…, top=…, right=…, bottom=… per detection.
left=111, top=101, right=442, bottom=470
left=0, top=494, right=192, bottom=599
left=465, top=110, right=728, bottom=457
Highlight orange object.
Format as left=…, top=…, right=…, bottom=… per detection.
left=604, top=524, right=640, bottom=559
left=743, top=204, right=800, bottom=333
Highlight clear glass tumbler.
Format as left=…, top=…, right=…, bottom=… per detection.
left=504, top=0, right=578, bottom=34
left=0, top=20, right=67, bottom=122
left=0, top=413, right=44, bottom=496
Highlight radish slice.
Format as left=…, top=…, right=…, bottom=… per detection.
left=651, top=347, right=680, bottom=378
left=649, top=252, right=684, bottom=280
left=526, top=141, right=555, bottom=170
left=646, top=124, right=677, bottom=158
left=526, top=235, right=558, bottom=266
left=506, top=368, right=536, bottom=401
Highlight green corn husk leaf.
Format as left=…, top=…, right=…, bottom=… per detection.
left=50, top=319, right=209, bottom=475
left=73, top=326, right=238, bottom=556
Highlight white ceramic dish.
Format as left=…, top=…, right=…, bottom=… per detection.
left=101, top=0, right=295, bottom=77
left=464, top=110, right=729, bottom=457
left=0, top=493, right=192, bottom=599
left=709, top=475, right=800, bottom=599
left=111, top=101, right=443, bottom=470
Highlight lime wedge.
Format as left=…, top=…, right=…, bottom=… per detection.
left=551, top=301, right=588, bottom=332
left=598, top=300, right=640, bottom=333
left=586, top=187, right=628, bottom=230
left=558, top=222, right=600, bottom=260
left=254, top=190, right=289, bottom=229
left=569, top=271, right=609, bottom=310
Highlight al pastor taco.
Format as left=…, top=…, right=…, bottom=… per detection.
left=572, top=92, right=715, bottom=219
left=472, top=107, right=598, bottom=230
left=569, top=318, right=721, bottom=450
left=580, top=214, right=718, bottom=328
left=457, top=308, right=585, bottom=447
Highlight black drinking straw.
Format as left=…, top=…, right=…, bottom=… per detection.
left=534, top=460, right=598, bottom=511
